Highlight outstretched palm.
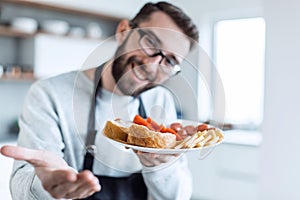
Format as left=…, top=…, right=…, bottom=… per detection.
left=0, top=145, right=100, bottom=199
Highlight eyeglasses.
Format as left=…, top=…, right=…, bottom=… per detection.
left=136, top=29, right=181, bottom=77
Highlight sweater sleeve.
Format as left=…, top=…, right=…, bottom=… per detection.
left=142, top=155, right=193, bottom=200
left=10, top=81, right=64, bottom=200
left=10, top=161, right=55, bottom=200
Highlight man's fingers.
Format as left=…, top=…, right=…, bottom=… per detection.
left=39, top=169, right=77, bottom=197
left=135, top=151, right=179, bottom=167
left=136, top=151, right=160, bottom=167
left=0, top=145, right=67, bottom=168
left=43, top=169, right=77, bottom=185
left=1, top=145, right=39, bottom=162
left=76, top=170, right=101, bottom=193
left=50, top=170, right=100, bottom=199
left=1, top=145, right=48, bottom=166
left=65, top=170, right=101, bottom=199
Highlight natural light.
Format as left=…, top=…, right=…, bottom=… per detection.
left=214, top=17, right=266, bottom=128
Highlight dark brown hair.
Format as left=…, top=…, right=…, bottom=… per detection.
left=130, top=1, right=199, bottom=49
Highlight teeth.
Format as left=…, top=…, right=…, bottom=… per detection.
left=133, top=67, right=146, bottom=80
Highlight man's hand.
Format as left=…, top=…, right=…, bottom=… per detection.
left=0, top=145, right=101, bottom=199
left=134, top=150, right=178, bottom=167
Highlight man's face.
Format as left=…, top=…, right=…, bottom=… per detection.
left=112, top=11, right=191, bottom=96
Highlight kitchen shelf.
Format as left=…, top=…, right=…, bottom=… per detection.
left=0, top=26, right=35, bottom=38
left=0, top=74, right=37, bottom=83
left=0, top=0, right=118, bottom=82
left=36, top=31, right=106, bottom=42
left=0, top=26, right=107, bottom=42
left=1, top=0, right=123, bottom=22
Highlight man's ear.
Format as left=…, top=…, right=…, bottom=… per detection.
left=115, top=20, right=131, bottom=44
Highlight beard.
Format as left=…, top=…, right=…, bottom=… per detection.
left=111, top=47, right=156, bottom=97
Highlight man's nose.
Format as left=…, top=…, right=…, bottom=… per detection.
left=142, top=55, right=162, bottom=71
left=149, top=53, right=164, bottom=65
left=142, top=56, right=161, bottom=81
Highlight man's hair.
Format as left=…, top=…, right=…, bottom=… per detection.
left=130, top=1, right=199, bottom=48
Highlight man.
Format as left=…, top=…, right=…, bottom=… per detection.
left=1, top=2, right=199, bottom=199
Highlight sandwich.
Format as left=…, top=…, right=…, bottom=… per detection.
left=103, top=115, right=177, bottom=148
left=127, top=124, right=176, bottom=148
left=103, top=115, right=224, bottom=149
left=102, top=119, right=131, bottom=143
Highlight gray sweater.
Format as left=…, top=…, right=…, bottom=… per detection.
left=10, top=70, right=192, bottom=200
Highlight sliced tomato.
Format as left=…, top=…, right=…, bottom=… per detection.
left=133, top=114, right=150, bottom=127
left=133, top=114, right=182, bottom=140
left=164, top=127, right=177, bottom=135
left=146, top=117, right=160, bottom=131
left=146, top=124, right=156, bottom=131
left=159, top=125, right=167, bottom=132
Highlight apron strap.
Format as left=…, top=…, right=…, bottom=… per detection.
left=86, top=66, right=103, bottom=145
left=138, top=96, right=147, bottom=119
left=83, top=65, right=103, bottom=171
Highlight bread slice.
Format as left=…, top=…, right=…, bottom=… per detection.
left=127, top=124, right=176, bottom=148
left=103, top=119, right=131, bottom=143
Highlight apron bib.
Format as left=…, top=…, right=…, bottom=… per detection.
left=82, top=65, right=148, bottom=200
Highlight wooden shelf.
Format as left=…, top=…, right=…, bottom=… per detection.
left=36, top=31, right=106, bottom=42
left=0, top=1, right=118, bottom=82
left=0, top=26, right=36, bottom=38
left=1, top=0, right=123, bottom=22
left=0, top=74, right=37, bottom=82
left=0, top=26, right=108, bottom=41
left=0, top=1, right=121, bottom=39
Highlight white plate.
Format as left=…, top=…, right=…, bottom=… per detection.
left=103, top=119, right=224, bottom=155
left=105, top=138, right=223, bottom=154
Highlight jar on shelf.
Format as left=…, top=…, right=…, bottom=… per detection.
left=0, top=64, right=4, bottom=78
left=4, top=64, right=22, bottom=78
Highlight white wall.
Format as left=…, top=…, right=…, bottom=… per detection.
left=0, top=38, right=17, bottom=64
left=0, top=82, right=31, bottom=136
left=260, top=0, right=300, bottom=199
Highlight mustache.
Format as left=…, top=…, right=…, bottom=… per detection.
left=127, top=56, right=157, bottom=82
left=126, top=56, right=143, bottom=66
left=125, top=56, right=157, bottom=97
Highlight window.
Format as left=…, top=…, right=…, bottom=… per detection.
left=213, top=18, right=265, bottom=129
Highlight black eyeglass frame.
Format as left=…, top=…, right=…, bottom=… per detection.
left=133, top=27, right=182, bottom=77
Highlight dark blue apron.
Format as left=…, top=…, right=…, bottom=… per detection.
left=82, top=65, right=148, bottom=200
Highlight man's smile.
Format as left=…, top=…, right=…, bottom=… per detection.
left=131, top=63, right=148, bottom=81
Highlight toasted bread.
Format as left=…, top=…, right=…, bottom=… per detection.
left=127, top=124, right=176, bottom=148
left=103, top=119, right=131, bottom=143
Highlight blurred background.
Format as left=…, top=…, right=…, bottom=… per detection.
left=0, top=0, right=299, bottom=199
